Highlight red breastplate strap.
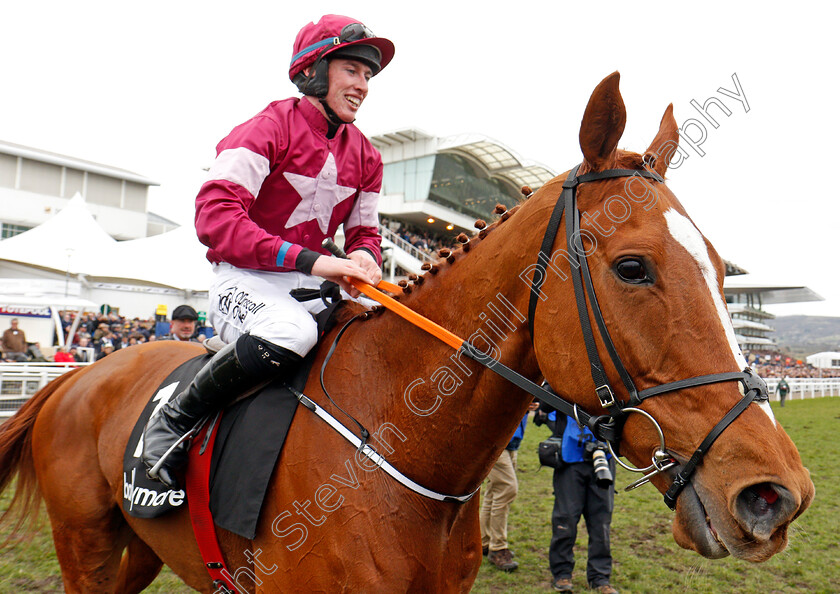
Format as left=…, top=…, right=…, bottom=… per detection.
left=186, top=415, right=240, bottom=594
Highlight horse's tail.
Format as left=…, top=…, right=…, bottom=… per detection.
left=0, top=369, right=80, bottom=544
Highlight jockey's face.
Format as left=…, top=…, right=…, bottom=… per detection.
left=324, top=58, right=371, bottom=122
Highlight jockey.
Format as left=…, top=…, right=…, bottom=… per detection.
left=141, top=14, right=395, bottom=489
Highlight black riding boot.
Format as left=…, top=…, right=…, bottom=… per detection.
left=141, top=335, right=302, bottom=489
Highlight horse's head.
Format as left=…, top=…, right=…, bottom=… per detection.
left=531, top=72, right=814, bottom=561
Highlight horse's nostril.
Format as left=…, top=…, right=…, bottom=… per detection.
left=753, top=483, right=779, bottom=506
left=734, top=482, right=797, bottom=539
left=742, top=483, right=779, bottom=516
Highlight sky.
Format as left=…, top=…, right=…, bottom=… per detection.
left=3, top=1, right=839, bottom=317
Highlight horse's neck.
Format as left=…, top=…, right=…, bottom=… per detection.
left=342, top=209, right=546, bottom=495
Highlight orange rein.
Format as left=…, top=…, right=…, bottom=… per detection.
left=352, top=278, right=464, bottom=350
left=373, top=279, right=402, bottom=295
left=321, top=237, right=462, bottom=349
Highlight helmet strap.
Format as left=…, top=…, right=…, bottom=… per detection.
left=319, top=97, right=354, bottom=128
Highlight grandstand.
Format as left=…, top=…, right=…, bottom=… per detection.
left=724, top=275, right=823, bottom=351
left=0, top=132, right=824, bottom=349
left=365, top=129, right=556, bottom=278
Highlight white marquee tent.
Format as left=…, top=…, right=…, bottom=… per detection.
left=805, top=352, right=840, bottom=370
left=0, top=195, right=213, bottom=318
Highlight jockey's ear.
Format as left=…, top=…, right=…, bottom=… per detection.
left=579, top=71, right=626, bottom=171
left=643, top=104, right=680, bottom=177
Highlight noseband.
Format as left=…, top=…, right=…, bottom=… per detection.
left=520, top=164, right=770, bottom=510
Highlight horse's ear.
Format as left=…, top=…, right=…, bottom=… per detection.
left=643, top=104, right=679, bottom=176
left=579, top=72, right=626, bottom=171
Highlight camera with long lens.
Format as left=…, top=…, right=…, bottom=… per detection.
left=584, top=441, right=613, bottom=489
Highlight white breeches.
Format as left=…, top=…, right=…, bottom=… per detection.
left=208, top=263, right=372, bottom=357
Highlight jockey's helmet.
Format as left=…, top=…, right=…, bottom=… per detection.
left=289, top=15, right=395, bottom=98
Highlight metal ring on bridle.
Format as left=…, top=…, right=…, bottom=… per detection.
left=606, top=407, right=669, bottom=474
left=572, top=403, right=583, bottom=428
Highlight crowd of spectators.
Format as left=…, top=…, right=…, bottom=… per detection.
left=57, top=311, right=159, bottom=363
left=746, top=351, right=840, bottom=378
left=380, top=216, right=455, bottom=257
left=0, top=308, right=211, bottom=365
left=10, top=308, right=840, bottom=379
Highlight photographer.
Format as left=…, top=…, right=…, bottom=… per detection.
left=535, top=387, right=618, bottom=594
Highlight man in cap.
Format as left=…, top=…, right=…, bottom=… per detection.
left=96, top=340, right=115, bottom=361
left=142, top=14, right=395, bottom=489
left=163, top=305, right=201, bottom=342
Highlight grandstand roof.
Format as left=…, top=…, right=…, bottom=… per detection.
left=146, top=211, right=180, bottom=226
left=370, top=128, right=557, bottom=191
left=370, top=129, right=435, bottom=147
left=724, top=275, right=824, bottom=305
left=438, top=134, right=557, bottom=190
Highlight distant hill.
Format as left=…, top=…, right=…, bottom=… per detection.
left=770, top=316, right=840, bottom=358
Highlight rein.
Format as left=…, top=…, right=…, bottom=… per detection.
left=313, top=168, right=770, bottom=510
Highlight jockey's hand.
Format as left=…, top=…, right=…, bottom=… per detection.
left=310, top=254, right=377, bottom=298
left=348, top=250, right=382, bottom=287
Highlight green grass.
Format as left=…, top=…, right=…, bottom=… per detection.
left=1, top=398, right=838, bottom=593
left=472, top=397, right=840, bottom=594
left=0, top=512, right=188, bottom=594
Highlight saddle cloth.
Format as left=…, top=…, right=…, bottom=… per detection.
left=122, top=344, right=318, bottom=539
left=122, top=288, right=344, bottom=538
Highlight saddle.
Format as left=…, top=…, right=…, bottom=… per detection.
left=122, top=285, right=346, bottom=539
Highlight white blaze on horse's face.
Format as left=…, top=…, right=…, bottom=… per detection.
left=663, top=209, right=776, bottom=424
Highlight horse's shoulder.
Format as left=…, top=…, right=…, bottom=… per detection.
left=90, top=341, right=205, bottom=385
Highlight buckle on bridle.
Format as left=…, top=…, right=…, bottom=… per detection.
left=741, top=367, right=770, bottom=402
left=595, top=384, right=615, bottom=408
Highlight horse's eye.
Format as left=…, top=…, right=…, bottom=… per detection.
left=615, top=258, right=651, bottom=284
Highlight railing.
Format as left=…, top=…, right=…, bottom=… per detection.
left=764, top=376, right=840, bottom=401
left=0, top=362, right=91, bottom=418
left=2, top=363, right=838, bottom=420
left=378, top=225, right=436, bottom=264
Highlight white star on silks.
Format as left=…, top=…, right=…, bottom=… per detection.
left=284, top=153, right=357, bottom=233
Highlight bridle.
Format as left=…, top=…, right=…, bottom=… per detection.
left=313, top=165, right=769, bottom=510
left=520, top=164, right=770, bottom=509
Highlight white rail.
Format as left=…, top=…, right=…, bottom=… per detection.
left=764, top=376, right=840, bottom=401
left=0, top=362, right=91, bottom=418
left=2, top=364, right=838, bottom=419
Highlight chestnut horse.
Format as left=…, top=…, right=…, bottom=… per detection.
left=0, top=73, right=814, bottom=593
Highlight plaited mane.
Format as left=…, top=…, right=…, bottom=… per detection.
left=398, top=189, right=531, bottom=297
